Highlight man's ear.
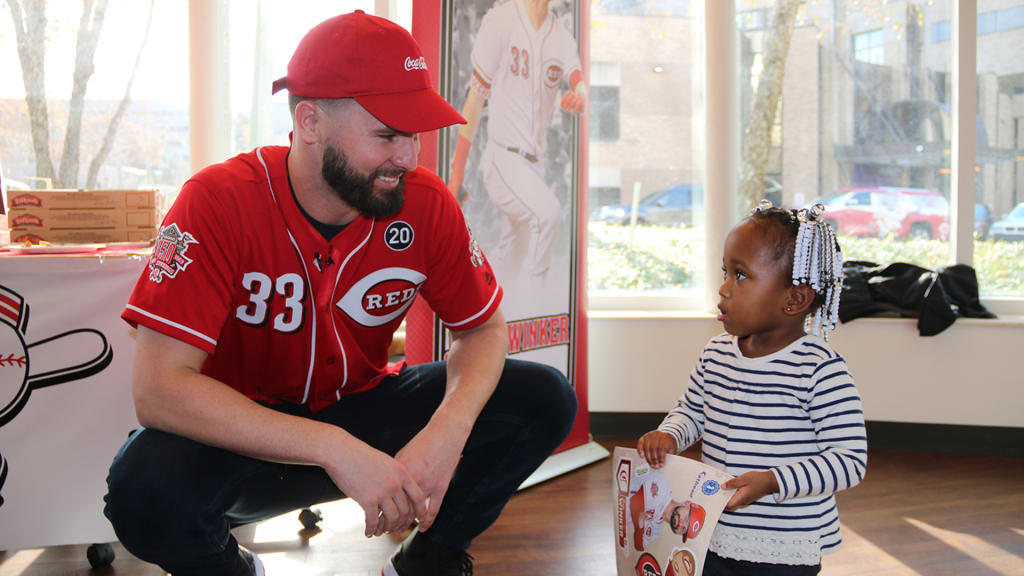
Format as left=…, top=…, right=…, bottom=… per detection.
left=784, top=284, right=816, bottom=316
left=293, top=100, right=323, bottom=145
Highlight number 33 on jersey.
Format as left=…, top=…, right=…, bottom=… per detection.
left=123, top=146, right=501, bottom=412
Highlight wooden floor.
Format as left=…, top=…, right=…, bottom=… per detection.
left=1, top=436, right=1022, bottom=575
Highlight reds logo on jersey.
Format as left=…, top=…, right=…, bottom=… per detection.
left=149, top=223, right=198, bottom=284
left=544, top=62, right=563, bottom=88
left=467, top=225, right=485, bottom=268
left=336, top=267, right=426, bottom=327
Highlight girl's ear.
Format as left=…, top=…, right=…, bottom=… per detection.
left=784, top=284, right=816, bottom=316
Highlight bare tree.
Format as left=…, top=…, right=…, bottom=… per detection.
left=7, top=0, right=55, bottom=184
left=86, top=0, right=154, bottom=189
left=739, top=0, right=803, bottom=212
left=5, top=0, right=155, bottom=189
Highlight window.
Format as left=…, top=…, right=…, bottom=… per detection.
left=0, top=0, right=189, bottom=198
left=853, top=29, right=885, bottom=65
left=588, top=3, right=705, bottom=301
left=590, top=61, right=621, bottom=142
left=974, top=0, right=1024, bottom=297
left=227, top=0, right=374, bottom=153
left=977, top=11, right=997, bottom=35
left=997, top=6, right=1024, bottom=31
left=931, top=20, right=952, bottom=43
left=738, top=0, right=954, bottom=274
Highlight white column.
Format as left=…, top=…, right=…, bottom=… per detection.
left=704, top=0, right=737, bottom=314
left=951, top=0, right=977, bottom=265
left=189, top=0, right=232, bottom=175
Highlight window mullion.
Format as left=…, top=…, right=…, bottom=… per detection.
left=704, top=0, right=737, bottom=314
left=952, top=0, right=978, bottom=265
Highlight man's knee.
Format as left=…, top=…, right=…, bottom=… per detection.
left=502, top=360, right=577, bottom=438
left=103, top=431, right=212, bottom=556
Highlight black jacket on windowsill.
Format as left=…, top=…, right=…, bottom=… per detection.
left=838, top=260, right=996, bottom=336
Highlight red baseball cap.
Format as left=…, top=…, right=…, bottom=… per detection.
left=272, top=10, right=466, bottom=133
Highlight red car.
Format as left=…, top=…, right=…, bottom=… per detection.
left=818, top=187, right=949, bottom=240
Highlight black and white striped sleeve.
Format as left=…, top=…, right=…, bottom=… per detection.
left=772, top=355, right=868, bottom=501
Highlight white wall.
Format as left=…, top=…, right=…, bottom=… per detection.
left=588, top=314, right=1024, bottom=428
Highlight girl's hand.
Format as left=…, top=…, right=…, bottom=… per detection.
left=723, top=470, right=779, bottom=511
left=637, top=431, right=677, bottom=468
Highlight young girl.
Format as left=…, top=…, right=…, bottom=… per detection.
left=638, top=201, right=867, bottom=575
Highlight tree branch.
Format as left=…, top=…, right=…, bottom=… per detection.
left=6, top=0, right=56, bottom=184
left=740, top=0, right=803, bottom=212
left=87, top=0, right=154, bottom=189
left=58, top=0, right=108, bottom=187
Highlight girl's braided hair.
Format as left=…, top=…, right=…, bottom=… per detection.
left=747, top=200, right=844, bottom=339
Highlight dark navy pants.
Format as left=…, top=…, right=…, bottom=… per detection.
left=103, top=359, right=576, bottom=576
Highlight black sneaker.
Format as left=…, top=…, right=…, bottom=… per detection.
left=382, top=532, right=473, bottom=576
left=237, top=545, right=265, bottom=576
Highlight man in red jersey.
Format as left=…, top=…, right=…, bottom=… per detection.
left=103, top=11, right=576, bottom=576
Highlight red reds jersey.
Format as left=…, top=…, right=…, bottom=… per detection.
left=123, top=146, right=502, bottom=411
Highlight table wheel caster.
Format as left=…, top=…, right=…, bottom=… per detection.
left=87, top=542, right=115, bottom=568
left=298, top=507, right=323, bottom=529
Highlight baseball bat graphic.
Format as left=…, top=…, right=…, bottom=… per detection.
left=1, top=328, right=113, bottom=428
left=1, top=288, right=114, bottom=507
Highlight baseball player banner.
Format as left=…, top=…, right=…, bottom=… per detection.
left=409, top=0, right=594, bottom=454
left=613, top=447, right=734, bottom=576
left=0, top=254, right=143, bottom=551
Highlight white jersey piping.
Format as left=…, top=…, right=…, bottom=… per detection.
left=444, top=283, right=500, bottom=328
left=256, top=147, right=317, bottom=405
left=125, top=304, right=218, bottom=347
left=332, top=219, right=375, bottom=393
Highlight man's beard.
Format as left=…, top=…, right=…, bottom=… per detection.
left=321, top=144, right=405, bottom=219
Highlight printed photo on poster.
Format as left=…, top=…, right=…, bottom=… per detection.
left=445, top=0, right=584, bottom=373
left=613, top=447, right=734, bottom=576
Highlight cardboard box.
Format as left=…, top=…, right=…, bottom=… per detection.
left=7, top=189, right=157, bottom=211
left=8, top=206, right=157, bottom=229
left=11, top=227, right=157, bottom=244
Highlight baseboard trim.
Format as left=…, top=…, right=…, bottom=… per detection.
left=590, top=412, right=1024, bottom=458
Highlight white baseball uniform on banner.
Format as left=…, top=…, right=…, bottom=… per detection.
left=470, top=0, right=581, bottom=278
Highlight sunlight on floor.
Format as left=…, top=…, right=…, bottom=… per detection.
left=904, top=517, right=1024, bottom=574
left=259, top=551, right=323, bottom=576
left=0, top=548, right=44, bottom=576
left=252, top=499, right=365, bottom=544
left=836, top=523, right=920, bottom=575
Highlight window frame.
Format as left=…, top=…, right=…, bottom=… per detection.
left=589, top=0, right=1023, bottom=317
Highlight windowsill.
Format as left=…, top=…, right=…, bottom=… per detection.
left=587, top=309, right=1024, bottom=326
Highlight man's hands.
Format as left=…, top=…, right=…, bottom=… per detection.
left=396, top=418, right=468, bottom=533
left=321, top=437, right=428, bottom=538
left=637, top=430, right=677, bottom=468
left=723, top=470, right=779, bottom=511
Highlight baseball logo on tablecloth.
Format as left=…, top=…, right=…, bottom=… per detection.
left=0, top=284, right=113, bottom=506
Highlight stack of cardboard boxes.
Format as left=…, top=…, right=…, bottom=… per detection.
left=6, top=189, right=158, bottom=245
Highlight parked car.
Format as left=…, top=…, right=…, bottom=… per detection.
left=817, top=187, right=952, bottom=239
left=817, top=188, right=902, bottom=238
left=990, top=203, right=1024, bottom=242
left=594, top=184, right=704, bottom=227
left=890, top=187, right=950, bottom=240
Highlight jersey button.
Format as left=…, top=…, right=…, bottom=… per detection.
left=326, top=356, right=337, bottom=365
